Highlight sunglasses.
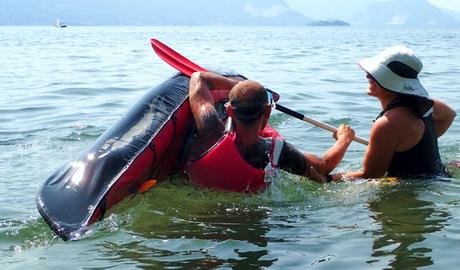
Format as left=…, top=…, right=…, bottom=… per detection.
left=266, top=90, right=276, bottom=109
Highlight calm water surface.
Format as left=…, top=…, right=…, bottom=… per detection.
left=0, top=26, right=459, bottom=269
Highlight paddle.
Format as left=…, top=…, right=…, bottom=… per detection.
left=150, top=38, right=369, bottom=146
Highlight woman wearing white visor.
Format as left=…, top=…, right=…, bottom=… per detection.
left=328, top=46, right=456, bottom=180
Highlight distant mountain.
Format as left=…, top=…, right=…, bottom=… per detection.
left=352, top=0, right=460, bottom=27
left=0, top=0, right=311, bottom=26
left=443, top=9, right=460, bottom=21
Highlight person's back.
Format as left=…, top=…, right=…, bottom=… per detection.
left=185, top=77, right=288, bottom=192
left=377, top=100, right=445, bottom=177
left=185, top=72, right=355, bottom=192
left=187, top=121, right=283, bottom=192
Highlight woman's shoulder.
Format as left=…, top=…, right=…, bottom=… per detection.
left=381, top=106, right=421, bottom=126
left=374, top=107, right=424, bottom=148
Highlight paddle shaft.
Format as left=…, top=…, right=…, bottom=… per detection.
left=275, top=104, right=369, bottom=145
left=150, top=38, right=369, bottom=146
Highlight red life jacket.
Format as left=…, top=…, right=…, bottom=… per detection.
left=185, top=121, right=284, bottom=193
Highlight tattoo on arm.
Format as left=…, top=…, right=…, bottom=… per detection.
left=205, top=79, right=213, bottom=90
left=192, top=106, right=225, bottom=155
left=196, top=107, right=225, bottom=139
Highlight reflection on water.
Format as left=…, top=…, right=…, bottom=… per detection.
left=0, top=26, right=459, bottom=269
left=367, top=182, right=450, bottom=269
left=96, top=183, right=277, bottom=269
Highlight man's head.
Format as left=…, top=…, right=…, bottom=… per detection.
left=227, top=80, right=272, bottom=126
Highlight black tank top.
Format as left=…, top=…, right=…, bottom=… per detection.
left=376, top=99, right=446, bottom=178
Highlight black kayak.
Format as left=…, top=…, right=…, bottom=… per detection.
left=37, top=73, right=195, bottom=240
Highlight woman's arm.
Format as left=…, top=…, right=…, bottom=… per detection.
left=332, top=116, right=399, bottom=180
left=432, top=99, right=456, bottom=138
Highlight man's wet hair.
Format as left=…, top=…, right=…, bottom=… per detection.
left=229, top=80, right=268, bottom=125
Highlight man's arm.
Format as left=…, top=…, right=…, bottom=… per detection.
left=188, top=72, right=239, bottom=149
left=432, top=99, right=456, bottom=138
left=318, top=124, right=354, bottom=174
left=278, top=124, right=354, bottom=183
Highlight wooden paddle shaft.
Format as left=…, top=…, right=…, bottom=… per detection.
left=275, top=104, right=369, bottom=146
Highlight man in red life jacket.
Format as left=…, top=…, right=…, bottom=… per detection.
left=185, top=72, right=355, bottom=192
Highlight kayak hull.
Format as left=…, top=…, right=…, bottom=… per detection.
left=37, top=74, right=193, bottom=240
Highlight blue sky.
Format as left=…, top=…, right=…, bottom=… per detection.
left=286, top=0, right=460, bottom=19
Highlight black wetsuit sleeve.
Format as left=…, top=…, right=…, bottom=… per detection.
left=278, top=141, right=308, bottom=176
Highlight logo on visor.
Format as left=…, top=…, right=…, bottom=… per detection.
left=403, top=84, right=415, bottom=92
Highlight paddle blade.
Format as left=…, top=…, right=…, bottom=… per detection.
left=151, top=38, right=283, bottom=104
left=150, top=38, right=208, bottom=76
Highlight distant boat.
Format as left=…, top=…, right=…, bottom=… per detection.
left=55, top=19, right=67, bottom=28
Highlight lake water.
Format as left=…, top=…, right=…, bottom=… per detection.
left=0, top=26, right=459, bottom=269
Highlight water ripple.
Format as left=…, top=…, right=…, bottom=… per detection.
left=1, top=26, right=459, bottom=269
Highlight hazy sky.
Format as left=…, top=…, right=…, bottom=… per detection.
left=286, top=0, right=460, bottom=20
